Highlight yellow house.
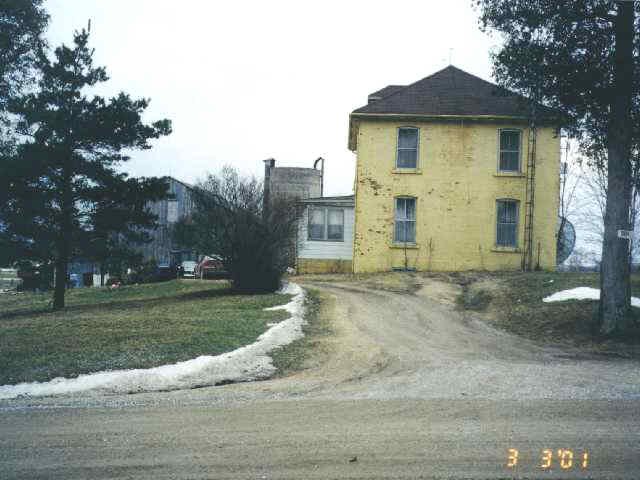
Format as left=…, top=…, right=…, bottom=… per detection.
left=349, top=66, right=562, bottom=273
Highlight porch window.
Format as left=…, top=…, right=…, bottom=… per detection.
left=394, top=197, right=416, bottom=243
left=308, top=208, right=326, bottom=240
left=327, top=209, right=344, bottom=241
left=308, top=207, right=344, bottom=241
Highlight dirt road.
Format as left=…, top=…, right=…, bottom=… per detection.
left=2, top=278, right=640, bottom=478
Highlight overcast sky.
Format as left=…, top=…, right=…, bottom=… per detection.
left=45, top=0, right=498, bottom=195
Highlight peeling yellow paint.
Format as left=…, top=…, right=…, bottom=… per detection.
left=352, top=120, right=560, bottom=272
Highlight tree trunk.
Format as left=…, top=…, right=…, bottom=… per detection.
left=599, top=1, right=635, bottom=335
left=629, top=185, right=638, bottom=268
left=52, top=154, right=74, bottom=310
left=53, top=254, right=67, bottom=309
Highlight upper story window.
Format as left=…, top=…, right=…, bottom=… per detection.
left=394, top=197, right=416, bottom=244
left=308, top=207, right=344, bottom=241
left=496, top=199, right=519, bottom=247
left=499, top=129, right=521, bottom=172
left=396, top=127, right=419, bottom=169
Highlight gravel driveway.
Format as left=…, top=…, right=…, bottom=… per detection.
left=284, top=279, right=640, bottom=401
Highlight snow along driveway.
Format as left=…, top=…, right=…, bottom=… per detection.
left=3, top=277, right=640, bottom=408
left=0, top=283, right=305, bottom=400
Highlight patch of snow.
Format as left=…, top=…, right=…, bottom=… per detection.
left=543, top=287, right=640, bottom=308
left=0, top=282, right=306, bottom=400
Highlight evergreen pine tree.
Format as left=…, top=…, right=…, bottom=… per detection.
left=0, top=29, right=172, bottom=308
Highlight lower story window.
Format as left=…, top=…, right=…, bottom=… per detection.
left=496, top=199, right=518, bottom=247
left=308, top=207, right=344, bottom=241
left=394, top=197, right=416, bottom=243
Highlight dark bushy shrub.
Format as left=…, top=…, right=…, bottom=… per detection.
left=125, top=259, right=160, bottom=284
left=173, top=167, right=298, bottom=293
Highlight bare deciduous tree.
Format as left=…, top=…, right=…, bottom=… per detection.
left=558, top=140, right=582, bottom=265
left=174, top=166, right=300, bottom=293
left=576, top=158, right=640, bottom=267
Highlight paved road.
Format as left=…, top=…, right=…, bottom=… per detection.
left=2, top=279, right=640, bottom=478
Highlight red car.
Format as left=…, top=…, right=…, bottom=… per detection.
left=194, top=256, right=228, bottom=279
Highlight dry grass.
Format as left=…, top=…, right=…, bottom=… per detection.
left=270, top=288, right=332, bottom=375
left=0, top=280, right=291, bottom=384
left=291, top=271, right=422, bottom=294
left=453, top=271, right=640, bottom=355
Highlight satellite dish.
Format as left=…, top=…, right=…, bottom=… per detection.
left=557, top=216, right=576, bottom=265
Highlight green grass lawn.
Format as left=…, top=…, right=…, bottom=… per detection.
left=0, top=280, right=291, bottom=385
left=455, top=271, right=640, bottom=354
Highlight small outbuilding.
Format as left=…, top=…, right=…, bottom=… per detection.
left=296, top=195, right=355, bottom=274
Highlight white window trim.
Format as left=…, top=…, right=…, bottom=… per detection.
left=393, top=196, right=417, bottom=244
left=495, top=198, right=519, bottom=248
left=497, top=128, right=523, bottom=173
left=307, top=207, right=345, bottom=242
left=396, top=127, right=420, bottom=169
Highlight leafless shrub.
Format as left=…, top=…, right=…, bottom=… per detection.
left=174, top=166, right=299, bottom=293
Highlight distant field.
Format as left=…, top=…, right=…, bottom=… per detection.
left=456, top=271, right=640, bottom=355
left=0, top=280, right=291, bottom=385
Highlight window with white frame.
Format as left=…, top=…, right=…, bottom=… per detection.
left=496, top=199, right=519, bottom=247
left=308, top=207, right=344, bottom=241
left=396, top=127, right=419, bottom=169
left=308, top=208, right=325, bottom=240
left=394, top=197, right=416, bottom=243
left=499, top=129, right=521, bottom=172
left=327, top=209, right=344, bottom=240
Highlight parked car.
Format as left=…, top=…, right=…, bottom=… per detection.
left=155, top=264, right=178, bottom=282
left=195, top=256, right=228, bottom=279
left=181, top=260, right=197, bottom=278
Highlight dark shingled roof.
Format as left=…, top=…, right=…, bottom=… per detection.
left=367, top=85, right=405, bottom=102
left=353, top=66, right=561, bottom=120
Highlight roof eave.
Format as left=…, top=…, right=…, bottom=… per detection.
left=167, top=176, right=195, bottom=191
left=300, top=202, right=355, bottom=208
left=298, top=198, right=355, bottom=207
left=348, top=112, right=566, bottom=152
left=350, top=112, right=558, bottom=122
